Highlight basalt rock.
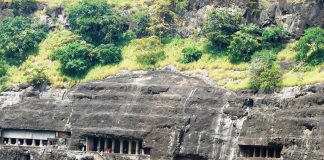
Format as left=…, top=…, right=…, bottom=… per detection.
left=0, top=70, right=323, bottom=160
left=178, top=0, right=324, bottom=38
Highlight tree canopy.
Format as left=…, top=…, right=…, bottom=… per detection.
left=67, top=0, right=127, bottom=45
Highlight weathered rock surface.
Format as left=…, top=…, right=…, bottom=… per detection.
left=178, top=0, right=324, bottom=37
left=0, top=70, right=323, bottom=160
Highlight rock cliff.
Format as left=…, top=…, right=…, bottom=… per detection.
left=0, top=70, right=323, bottom=160
left=178, top=0, right=324, bottom=37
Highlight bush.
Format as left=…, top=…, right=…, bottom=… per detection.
left=147, top=0, right=176, bottom=38
left=11, top=0, right=38, bottom=16
left=242, top=23, right=263, bottom=36
left=0, top=61, right=7, bottom=78
left=249, top=50, right=281, bottom=93
left=262, top=25, right=287, bottom=44
left=0, top=16, right=47, bottom=65
left=94, top=44, right=122, bottom=65
left=137, top=51, right=166, bottom=66
left=174, top=0, right=190, bottom=14
left=54, top=41, right=95, bottom=78
left=203, top=7, right=242, bottom=50
left=27, top=68, right=49, bottom=86
left=180, top=47, right=203, bottom=64
left=228, top=31, right=260, bottom=62
left=132, top=36, right=162, bottom=51
left=132, top=11, right=151, bottom=38
left=296, top=27, right=324, bottom=66
left=67, top=0, right=127, bottom=45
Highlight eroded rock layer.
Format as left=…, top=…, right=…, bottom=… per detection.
left=0, top=70, right=323, bottom=160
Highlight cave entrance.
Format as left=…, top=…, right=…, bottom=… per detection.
left=85, top=136, right=150, bottom=155
left=239, top=145, right=282, bottom=158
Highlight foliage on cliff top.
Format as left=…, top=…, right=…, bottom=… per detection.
left=0, top=0, right=323, bottom=92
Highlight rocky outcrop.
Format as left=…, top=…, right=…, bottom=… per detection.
left=0, top=70, right=323, bottom=160
left=178, top=0, right=324, bottom=37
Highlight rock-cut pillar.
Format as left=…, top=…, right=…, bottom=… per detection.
left=135, top=141, right=139, bottom=155
left=120, top=140, right=124, bottom=154
left=128, top=140, right=132, bottom=154
left=23, top=139, right=27, bottom=146
left=112, top=139, right=115, bottom=153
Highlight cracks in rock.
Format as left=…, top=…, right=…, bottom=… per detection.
left=182, top=88, right=198, bottom=113
left=173, top=118, right=191, bottom=156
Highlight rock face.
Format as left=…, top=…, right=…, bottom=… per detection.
left=0, top=70, right=323, bottom=160
left=178, top=0, right=324, bottom=37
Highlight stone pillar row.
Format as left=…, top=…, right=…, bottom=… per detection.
left=91, top=137, right=143, bottom=155
left=250, top=147, right=276, bottom=158
left=4, top=138, right=48, bottom=147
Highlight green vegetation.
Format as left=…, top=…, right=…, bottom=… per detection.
left=26, top=68, right=49, bottom=86
left=203, top=7, right=242, bottom=50
left=53, top=41, right=94, bottom=78
left=249, top=50, right=281, bottom=93
left=0, top=16, right=47, bottom=65
left=0, top=0, right=323, bottom=92
left=174, top=0, right=189, bottom=14
left=67, top=0, right=127, bottom=45
left=11, top=0, right=38, bottom=16
left=132, top=11, right=151, bottom=38
left=147, top=0, right=177, bottom=39
left=94, top=44, right=122, bottom=65
left=180, top=48, right=203, bottom=64
left=0, top=61, right=7, bottom=78
left=137, top=51, right=166, bottom=66
left=296, top=27, right=324, bottom=66
left=228, top=31, right=260, bottom=62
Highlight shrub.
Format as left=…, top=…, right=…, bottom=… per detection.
left=27, top=68, right=49, bottom=86
left=11, top=0, right=38, bottom=16
left=67, top=0, right=127, bottom=45
left=147, top=0, right=176, bottom=39
left=0, top=16, right=47, bottom=65
left=94, top=44, right=122, bottom=65
left=203, top=7, right=242, bottom=50
left=228, top=31, right=260, bottom=62
left=132, top=36, right=162, bottom=51
left=132, top=11, right=151, bottom=38
left=262, top=25, right=287, bottom=44
left=137, top=51, right=166, bottom=66
left=296, top=27, right=324, bottom=66
left=242, top=23, right=263, bottom=36
left=180, top=47, right=203, bottom=64
left=249, top=50, right=281, bottom=93
left=122, top=30, right=137, bottom=43
left=0, top=61, right=8, bottom=78
left=54, top=41, right=95, bottom=78
left=174, top=0, right=190, bottom=14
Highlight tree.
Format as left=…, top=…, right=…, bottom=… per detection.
left=296, top=27, right=324, bottom=65
left=132, top=11, right=152, bottom=38
left=203, top=7, right=242, bottom=50
left=0, top=16, right=47, bottom=65
left=228, top=31, right=260, bottom=62
left=262, top=25, right=287, bottom=45
left=94, top=44, right=122, bottom=65
left=53, top=41, right=95, bottom=78
left=67, top=0, right=127, bottom=45
left=147, top=0, right=176, bottom=40
left=249, top=50, right=281, bottom=93
left=11, top=0, right=38, bottom=16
